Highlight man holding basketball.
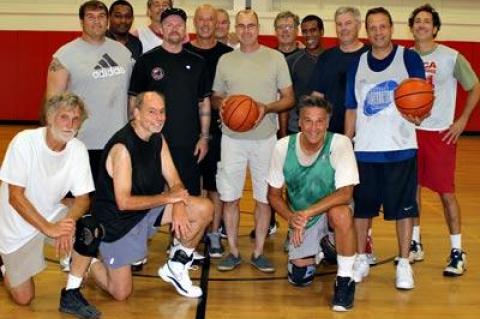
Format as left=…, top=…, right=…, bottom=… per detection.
left=344, top=7, right=425, bottom=289
left=212, top=9, right=294, bottom=273
left=409, top=4, right=480, bottom=276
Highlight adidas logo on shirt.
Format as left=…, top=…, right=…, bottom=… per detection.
left=92, top=54, right=126, bottom=79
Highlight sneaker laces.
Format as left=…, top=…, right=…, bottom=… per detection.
left=334, top=277, right=351, bottom=302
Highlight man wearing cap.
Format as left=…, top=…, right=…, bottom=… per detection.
left=129, top=7, right=211, bottom=197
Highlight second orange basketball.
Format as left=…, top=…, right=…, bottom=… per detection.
left=394, top=78, right=434, bottom=118
left=222, top=95, right=260, bottom=132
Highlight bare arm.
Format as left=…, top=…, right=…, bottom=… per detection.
left=278, top=111, right=289, bottom=138
left=444, top=82, right=480, bottom=144
left=194, top=96, right=211, bottom=162
left=108, top=142, right=188, bottom=211
left=264, top=85, right=295, bottom=114
left=64, top=194, right=91, bottom=221
left=45, top=58, right=69, bottom=98
left=268, top=185, right=306, bottom=230
left=211, top=91, right=226, bottom=111
left=8, top=184, right=74, bottom=238
left=344, top=109, right=357, bottom=140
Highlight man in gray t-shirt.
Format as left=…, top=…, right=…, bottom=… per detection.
left=212, top=9, right=294, bottom=274
left=46, top=0, right=133, bottom=184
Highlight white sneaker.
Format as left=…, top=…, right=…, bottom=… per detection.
left=396, top=259, right=415, bottom=290
left=366, top=253, right=378, bottom=265
left=353, top=255, right=370, bottom=283
left=408, top=240, right=425, bottom=262
left=158, top=250, right=202, bottom=298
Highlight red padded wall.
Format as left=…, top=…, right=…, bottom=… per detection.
left=1, top=31, right=479, bottom=131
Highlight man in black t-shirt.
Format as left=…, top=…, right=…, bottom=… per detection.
left=184, top=4, right=233, bottom=259
left=129, top=7, right=211, bottom=196
left=106, top=0, right=143, bottom=60
left=310, top=7, right=368, bottom=134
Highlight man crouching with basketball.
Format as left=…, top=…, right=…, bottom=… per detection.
left=267, top=95, right=358, bottom=312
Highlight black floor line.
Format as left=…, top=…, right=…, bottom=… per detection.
left=195, top=245, right=211, bottom=319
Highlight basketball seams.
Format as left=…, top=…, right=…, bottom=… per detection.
left=224, top=96, right=249, bottom=130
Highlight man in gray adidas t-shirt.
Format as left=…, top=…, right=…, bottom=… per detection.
left=46, top=0, right=133, bottom=184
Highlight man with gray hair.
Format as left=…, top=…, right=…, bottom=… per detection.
left=274, top=11, right=301, bottom=57
left=0, top=93, right=97, bottom=316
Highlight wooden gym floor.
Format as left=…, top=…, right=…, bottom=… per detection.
left=1, top=124, right=480, bottom=319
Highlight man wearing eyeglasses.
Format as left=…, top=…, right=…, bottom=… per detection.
left=274, top=11, right=301, bottom=58
left=212, top=9, right=294, bottom=273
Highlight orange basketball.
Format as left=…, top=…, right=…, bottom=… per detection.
left=222, top=95, right=259, bottom=132
left=394, top=78, right=434, bottom=118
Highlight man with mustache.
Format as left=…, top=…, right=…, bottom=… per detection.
left=0, top=93, right=98, bottom=317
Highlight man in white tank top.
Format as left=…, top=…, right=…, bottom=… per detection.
left=409, top=4, right=480, bottom=277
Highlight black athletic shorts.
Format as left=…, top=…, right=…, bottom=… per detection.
left=353, top=156, right=418, bottom=220
left=169, top=146, right=201, bottom=196
left=200, top=132, right=221, bottom=192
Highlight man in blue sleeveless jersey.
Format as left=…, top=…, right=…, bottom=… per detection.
left=344, top=7, right=425, bottom=290
left=268, top=95, right=358, bottom=311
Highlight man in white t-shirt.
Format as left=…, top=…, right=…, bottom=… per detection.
left=0, top=93, right=97, bottom=317
left=267, top=95, right=358, bottom=312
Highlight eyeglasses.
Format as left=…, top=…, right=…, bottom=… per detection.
left=235, top=23, right=258, bottom=31
left=275, top=24, right=296, bottom=31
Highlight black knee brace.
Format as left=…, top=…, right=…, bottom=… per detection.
left=320, top=235, right=337, bottom=265
left=287, top=262, right=315, bottom=287
left=73, top=215, right=104, bottom=257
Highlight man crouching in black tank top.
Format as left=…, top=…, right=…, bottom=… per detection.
left=62, top=91, right=213, bottom=316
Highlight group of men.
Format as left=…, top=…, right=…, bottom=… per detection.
left=0, top=1, right=478, bottom=318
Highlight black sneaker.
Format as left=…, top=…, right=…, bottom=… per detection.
left=59, top=288, right=101, bottom=319
left=332, top=276, right=355, bottom=312
left=443, top=248, right=466, bottom=276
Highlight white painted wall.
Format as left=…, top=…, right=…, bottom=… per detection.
left=0, top=0, right=479, bottom=42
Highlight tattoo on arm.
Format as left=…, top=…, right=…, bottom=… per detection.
left=48, top=58, right=65, bottom=72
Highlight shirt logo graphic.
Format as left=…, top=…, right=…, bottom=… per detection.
left=92, top=54, right=126, bottom=79
left=363, top=80, right=398, bottom=116
left=151, top=67, right=165, bottom=81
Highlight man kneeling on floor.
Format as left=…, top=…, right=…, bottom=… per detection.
left=267, top=95, right=358, bottom=312
left=60, top=91, right=213, bottom=318
left=0, top=93, right=94, bottom=309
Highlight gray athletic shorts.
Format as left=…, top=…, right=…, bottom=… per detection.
left=288, top=214, right=328, bottom=261
left=99, top=206, right=164, bottom=269
left=0, top=208, right=68, bottom=288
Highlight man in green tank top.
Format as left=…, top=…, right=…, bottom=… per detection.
left=267, top=95, right=358, bottom=312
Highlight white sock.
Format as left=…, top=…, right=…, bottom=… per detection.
left=66, top=274, right=83, bottom=290
left=0, top=265, right=6, bottom=277
left=450, top=234, right=462, bottom=250
left=337, top=254, right=356, bottom=278
left=412, top=226, right=421, bottom=242
left=367, top=228, right=372, bottom=237
left=397, top=258, right=410, bottom=267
